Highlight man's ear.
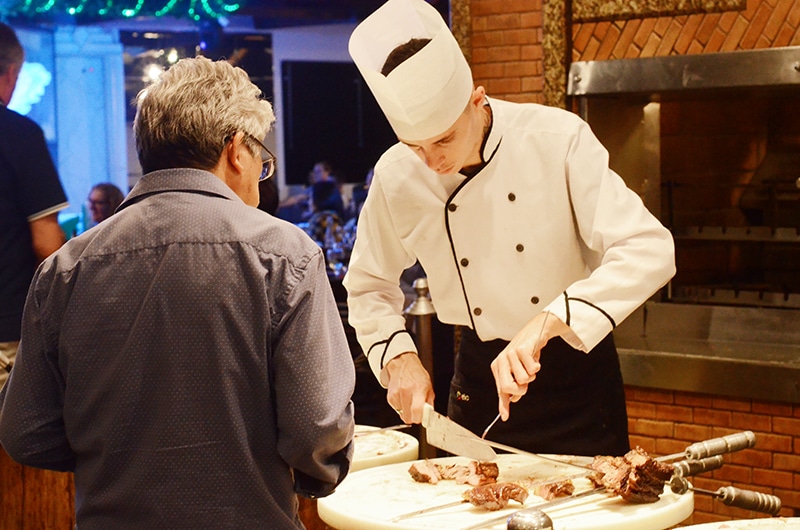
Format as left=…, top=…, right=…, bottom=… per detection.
left=0, top=61, right=22, bottom=105
left=225, top=131, right=248, bottom=175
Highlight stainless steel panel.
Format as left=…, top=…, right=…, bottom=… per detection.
left=614, top=302, right=800, bottom=403
left=568, top=46, right=800, bottom=96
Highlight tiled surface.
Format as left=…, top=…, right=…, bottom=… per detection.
left=573, top=0, right=800, bottom=61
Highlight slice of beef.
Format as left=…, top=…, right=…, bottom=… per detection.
left=459, top=461, right=499, bottom=486
left=408, top=460, right=443, bottom=484
left=408, top=460, right=499, bottom=486
left=533, top=479, right=575, bottom=501
left=464, top=482, right=529, bottom=511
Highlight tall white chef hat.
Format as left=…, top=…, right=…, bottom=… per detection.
left=349, top=0, right=473, bottom=142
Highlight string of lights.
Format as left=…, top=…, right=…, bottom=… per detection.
left=1, top=0, right=241, bottom=21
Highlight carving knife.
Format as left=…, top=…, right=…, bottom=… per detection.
left=422, top=404, right=591, bottom=471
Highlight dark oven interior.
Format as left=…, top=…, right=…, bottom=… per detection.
left=568, top=50, right=800, bottom=312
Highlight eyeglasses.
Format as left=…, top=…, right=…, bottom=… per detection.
left=245, top=133, right=277, bottom=181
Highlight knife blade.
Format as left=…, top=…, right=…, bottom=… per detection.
left=422, top=404, right=498, bottom=461
left=424, top=404, right=589, bottom=471
left=465, top=436, right=595, bottom=472
left=424, top=404, right=597, bottom=472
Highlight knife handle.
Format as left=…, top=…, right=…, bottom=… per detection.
left=685, top=431, right=755, bottom=460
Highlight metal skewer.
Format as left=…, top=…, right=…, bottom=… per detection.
left=481, top=312, right=550, bottom=441
left=460, top=454, right=726, bottom=530
left=460, top=487, right=606, bottom=530
left=390, top=473, right=589, bottom=522
left=392, top=455, right=725, bottom=523
left=657, top=430, right=755, bottom=462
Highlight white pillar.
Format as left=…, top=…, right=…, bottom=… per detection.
left=53, top=25, right=128, bottom=215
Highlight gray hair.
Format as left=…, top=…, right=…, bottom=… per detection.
left=133, top=56, right=275, bottom=174
left=0, top=23, right=24, bottom=76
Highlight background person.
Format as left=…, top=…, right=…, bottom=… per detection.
left=0, top=22, right=67, bottom=388
left=0, top=56, right=355, bottom=530
left=86, top=182, right=125, bottom=225
left=344, top=0, right=675, bottom=457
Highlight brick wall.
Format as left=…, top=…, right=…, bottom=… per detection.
left=627, top=387, right=800, bottom=524
left=470, top=0, right=545, bottom=103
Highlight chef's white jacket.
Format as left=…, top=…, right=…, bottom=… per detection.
left=343, top=98, right=675, bottom=385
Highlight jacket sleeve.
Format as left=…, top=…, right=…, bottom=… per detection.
left=342, top=173, right=419, bottom=387
left=543, top=117, right=676, bottom=351
left=273, top=249, right=355, bottom=497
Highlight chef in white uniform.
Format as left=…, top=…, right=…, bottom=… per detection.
left=344, top=0, right=675, bottom=456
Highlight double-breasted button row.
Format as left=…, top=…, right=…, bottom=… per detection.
left=472, top=297, right=538, bottom=319
left=458, top=244, right=524, bottom=269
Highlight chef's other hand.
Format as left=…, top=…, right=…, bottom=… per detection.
left=490, top=312, right=566, bottom=421
left=384, top=352, right=435, bottom=425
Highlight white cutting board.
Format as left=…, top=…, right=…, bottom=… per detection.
left=678, top=518, right=800, bottom=529
left=319, top=453, right=694, bottom=530
left=353, top=425, right=419, bottom=472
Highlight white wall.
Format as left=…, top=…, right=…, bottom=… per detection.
left=53, top=26, right=128, bottom=212
left=270, top=23, right=356, bottom=199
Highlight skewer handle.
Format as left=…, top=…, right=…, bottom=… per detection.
left=669, top=477, right=783, bottom=516
left=672, top=455, right=724, bottom=477
left=685, top=431, right=755, bottom=460
left=716, top=486, right=782, bottom=515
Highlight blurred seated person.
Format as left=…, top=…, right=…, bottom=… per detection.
left=306, top=180, right=346, bottom=247
left=257, top=173, right=279, bottom=216
left=87, top=182, right=124, bottom=226
left=343, top=167, right=373, bottom=247
left=311, top=160, right=336, bottom=184
left=276, top=161, right=344, bottom=224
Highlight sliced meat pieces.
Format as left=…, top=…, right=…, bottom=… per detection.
left=463, top=482, right=529, bottom=511
left=589, top=447, right=673, bottom=503
left=408, top=460, right=443, bottom=484
left=533, top=479, right=575, bottom=501
left=409, top=460, right=499, bottom=486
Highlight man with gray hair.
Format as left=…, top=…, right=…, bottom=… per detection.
left=0, top=22, right=68, bottom=388
left=0, top=56, right=355, bottom=529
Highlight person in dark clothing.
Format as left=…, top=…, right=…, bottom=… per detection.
left=0, top=22, right=67, bottom=388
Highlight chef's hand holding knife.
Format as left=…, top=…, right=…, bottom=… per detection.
left=384, top=352, right=435, bottom=425
left=490, top=311, right=579, bottom=421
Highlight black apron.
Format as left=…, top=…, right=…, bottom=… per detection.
left=447, top=327, right=630, bottom=457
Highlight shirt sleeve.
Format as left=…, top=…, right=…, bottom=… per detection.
left=0, top=260, right=76, bottom=472
left=342, top=173, right=419, bottom=387
left=15, top=117, right=69, bottom=221
left=272, top=249, right=355, bottom=497
left=543, top=118, right=676, bottom=351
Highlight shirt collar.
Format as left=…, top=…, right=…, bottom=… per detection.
left=118, top=168, right=243, bottom=212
